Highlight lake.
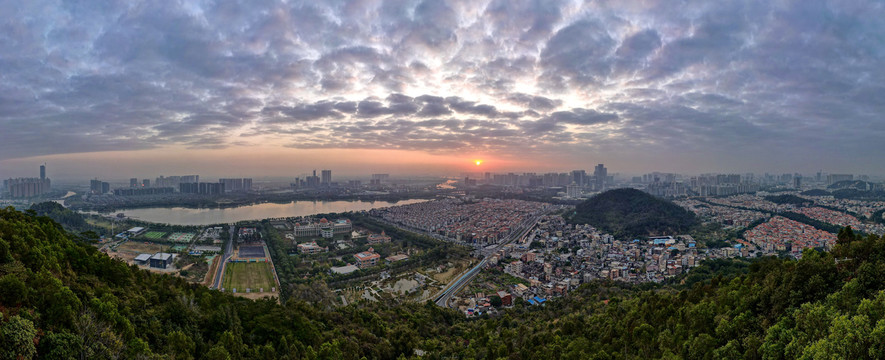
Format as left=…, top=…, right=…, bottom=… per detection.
left=87, top=199, right=429, bottom=226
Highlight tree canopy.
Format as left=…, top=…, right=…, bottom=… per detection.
left=569, top=188, right=699, bottom=239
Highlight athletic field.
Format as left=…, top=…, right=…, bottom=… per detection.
left=238, top=245, right=266, bottom=258
left=168, top=232, right=196, bottom=243
left=222, top=262, right=275, bottom=293
left=144, top=231, right=166, bottom=240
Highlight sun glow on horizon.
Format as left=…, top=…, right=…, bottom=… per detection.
left=475, top=159, right=482, bottom=166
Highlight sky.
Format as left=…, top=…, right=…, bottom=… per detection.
left=1, top=0, right=884, bottom=180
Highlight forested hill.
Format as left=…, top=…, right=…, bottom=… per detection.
left=4, top=207, right=885, bottom=359
left=0, top=206, right=461, bottom=359
left=569, top=188, right=698, bottom=239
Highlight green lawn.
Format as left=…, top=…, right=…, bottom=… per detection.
left=144, top=231, right=167, bottom=239
left=222, top=262, right=276, bottom=293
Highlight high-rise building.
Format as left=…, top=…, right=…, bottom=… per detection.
left=571, top=170, right=586, bottom=187
left=218, top=178, right=252, bottom=192
left=794, top=177, right=801, bottom=189
left=306, top=170, right=320, bottom=187
left=566, top=182, right=581, bottom=198
left=180, top=182, right=224, bottom=194
left=321, top=170, right=332, bottom=185
left=114, top=187, right=174, bottom=196
left=90, top=179, right=103, bottom=194
left=130, top=178, right=138, bottom=187
left=5, top=165, right=51, bottom=198
left=594, top=164, right=607, bottom=190
left=142, top=179, right=150, bottom=187
left=155, top=175, right=199, bottom=191
left=827, top=174, right=853, bottom=185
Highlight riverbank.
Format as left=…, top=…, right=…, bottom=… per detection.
left=81, top=198, right=432, bottom=226
left=66, top=191, right=440, bottom=212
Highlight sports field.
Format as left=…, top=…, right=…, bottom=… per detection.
left=168, top=232, right=196, bottom=243
left=144, top=231, right=166, bottom=240
left=238, top=245, right=266, bottom=258
left=222, top=262, right=276, bottom=293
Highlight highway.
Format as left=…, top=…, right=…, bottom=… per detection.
left=433, top=210, right=549, bottom=308
left=211, top=224, right=235, bottom=290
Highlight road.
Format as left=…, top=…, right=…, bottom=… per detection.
left=211, top=224, right=235, bottom=290
left=433, top=210, right=550, bottom=308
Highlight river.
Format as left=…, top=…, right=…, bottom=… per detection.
left=84, top=199, right=429, bottom=226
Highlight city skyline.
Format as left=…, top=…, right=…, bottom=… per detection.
left=2, top=1, right=885, bottom=178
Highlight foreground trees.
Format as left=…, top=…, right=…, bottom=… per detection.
left=3, top=206, right=885, bottom=358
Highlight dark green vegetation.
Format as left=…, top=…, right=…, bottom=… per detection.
left=800, top=189, right=831, bottom=196
left=30, top=201, right=212, bottom=241
left=777, top=212, right=843, bottom=234
left=763, top=194, right=813, bottom=206
left=0, top=206, right=463, bottom=359
left=828, top=180, right=873, bottom=190
left=6, top=206, right=885, bottom=359
left=569, top=188, right=698, bottom=239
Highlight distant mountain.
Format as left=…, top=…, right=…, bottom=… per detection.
left=569, top=188, right=698, bottom=239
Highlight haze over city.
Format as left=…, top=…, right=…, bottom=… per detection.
left=2, top=0, right=885, bottom=180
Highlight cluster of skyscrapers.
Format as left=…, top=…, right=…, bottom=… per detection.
left=153, top=175, right=200, bottom=189
left=292, top=170, right=333, bottom=188
left=468, top=164, right=611, bottom=192
left=2, top=164, right=51, bottom=198
left=87, top=175, right=252, bottom=196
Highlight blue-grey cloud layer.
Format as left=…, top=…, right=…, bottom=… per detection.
left=1, top=0, right=884, bottom=171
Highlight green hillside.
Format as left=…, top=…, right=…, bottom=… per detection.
left=801, top=189, right=831, bottom=196
left=569, top=188, right=698, bottom=239
left=4, top=207, right=885, bottom=359
left=764, top=194, right=813, bottom=206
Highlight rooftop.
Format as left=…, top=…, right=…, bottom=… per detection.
left=150, top=253, right=173, bottom=261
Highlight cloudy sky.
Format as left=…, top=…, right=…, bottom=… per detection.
left=1, top=0, right=884, bottom=179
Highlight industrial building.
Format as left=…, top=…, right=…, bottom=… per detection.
left=149, top=253, right=174, bottom=269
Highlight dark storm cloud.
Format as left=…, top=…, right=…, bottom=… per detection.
left=1, top=0, right=884, bottom=172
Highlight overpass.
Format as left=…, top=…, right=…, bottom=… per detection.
left=433, top=210, right=549, bottom=307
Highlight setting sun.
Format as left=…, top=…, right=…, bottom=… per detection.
left=475, top=160, right=482, bottom=166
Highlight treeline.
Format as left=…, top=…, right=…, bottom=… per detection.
left=763, top=194, right=812, bottom=206
left=0, top=206, right=463, bottom=359
left=779, top=211, right=843, bottom=234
